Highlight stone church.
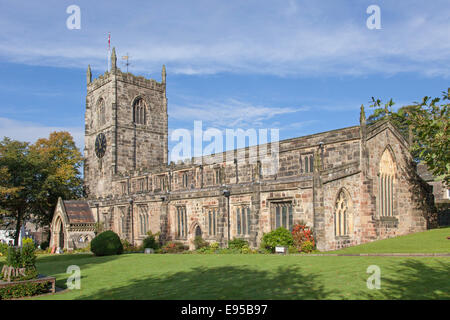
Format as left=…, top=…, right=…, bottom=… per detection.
left=51, top=48, right=435, bottom=251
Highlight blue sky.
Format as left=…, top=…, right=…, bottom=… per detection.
left=0, top=0, right=449, bottom=158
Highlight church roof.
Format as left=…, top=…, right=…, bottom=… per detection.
left=62, top=200, right=95, bottom=224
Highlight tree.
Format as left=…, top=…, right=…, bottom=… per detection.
left=366, top=89, right=449, bottom=187
left=0, top=132, right=83, bottom=245
left=0, top=138, right=37, bottom=245
left=408, top=90, right=449, bottom=187
left=29, top=131, right=83, bottom=229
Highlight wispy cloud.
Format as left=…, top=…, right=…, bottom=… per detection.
left=0, top=1, right=449, bottom=77
left=169, top=97, right=308, bottom=128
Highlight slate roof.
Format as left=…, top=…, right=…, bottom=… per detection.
left=62, top=200, right=95, bottom=224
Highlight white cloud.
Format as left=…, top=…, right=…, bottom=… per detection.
left=0, top=117, right=84, bottom=151
left=169, top=98, right=308, bottom=128
left=0, top=1, right=449, bottom=77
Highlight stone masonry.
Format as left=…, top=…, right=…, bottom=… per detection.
left=81, top=49, right=435, bottom=251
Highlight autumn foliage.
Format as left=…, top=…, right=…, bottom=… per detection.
left=291, top=224, right=316, bottom=253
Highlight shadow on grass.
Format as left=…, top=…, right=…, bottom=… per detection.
left=359, top=259, right=450, bottom=300
left=75, top=265, right=334, bottom=300
left=35, top=253, right=121, bottom=289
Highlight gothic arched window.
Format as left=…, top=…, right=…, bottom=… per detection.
left=335, top=189, right=350, bottom=237
left=379, top=148, right=395, bottom=216
left=133, top=98, right=146, bottom=125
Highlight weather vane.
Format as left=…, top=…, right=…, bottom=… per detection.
left=122, top=53, right=131, bottom=73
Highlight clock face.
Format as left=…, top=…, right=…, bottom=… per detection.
left=95, top=133, right=107, bottom=158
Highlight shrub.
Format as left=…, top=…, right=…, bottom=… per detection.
left=288, top=246, right=299, bottom=254
left=143, top=233, right=160, bottom=250
left=228, top=238, right=248, bottom=250
left=0, top=281, right=51, bottom=300
left=161, top=242, right=188, bottom=254
left=193, top=236, right=208, bottom=250
left=39, top=241, right=49, bottom=251
left=6, top=246, right=22, bottom=268
left=121, top=239, right=139, bottom=253
left=0, top=243, right=8, bottom=256
left=90, top=231, right=123, bottom=256
left=239, top=244, right=257, bottom=254
left=2, top=239, right=38, bottom=281
left=291, top=223, right=316, bottom=252
left=300, top=240, right=315, bottom=253
left=261, top=227, right=294, bottom=252
left=21, top=238, right=37, bottom=270
left=210, top=242, right=220, bottom=251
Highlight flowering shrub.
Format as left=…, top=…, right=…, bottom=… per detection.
left=161, top=242, right=188, bottom=254
left=291, top=224, right=316, bottom=253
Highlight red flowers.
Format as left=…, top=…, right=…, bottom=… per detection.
left=291, top=224, right=316, bottom=252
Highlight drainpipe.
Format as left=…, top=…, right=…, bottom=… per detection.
left=223, top=189, right=231, bottom=245
left=96, top=203, right=100, bottom=224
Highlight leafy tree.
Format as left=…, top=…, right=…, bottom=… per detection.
left=366, top=89, right=449, bottom=187
left=0, top=132, right=83, bottom=245
left=408, top=90, right=449, bottom=186
left=29, top=131, right=83, bottom=229
left=0, top=138, right=37, bottom=245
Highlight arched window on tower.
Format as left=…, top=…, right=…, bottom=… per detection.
left=379, top=148, right=395, bottom=216
left=133, top=98, right=146, bottom=125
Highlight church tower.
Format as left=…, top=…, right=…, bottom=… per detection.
left=84, top=48, right=168, bottom=199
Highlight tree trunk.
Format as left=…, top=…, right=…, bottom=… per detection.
left=14, top=210, right=22, bottom=246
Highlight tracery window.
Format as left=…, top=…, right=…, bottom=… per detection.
left=335, top=190, right=349, bottom=236
left=133, top=98, right=146, bottom=125
left=272, top=202, right=293, bottom=231
left=379, top=149, right=395, bottom=217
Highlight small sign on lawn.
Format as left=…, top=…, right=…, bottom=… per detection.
left=275, top=246, right=287, bottom=255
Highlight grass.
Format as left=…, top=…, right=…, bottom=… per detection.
left=326, top=227, right=450, bottom=254
left=0, top=228, right=448, bottom=300
left=23, top=253, right=449, bottom=300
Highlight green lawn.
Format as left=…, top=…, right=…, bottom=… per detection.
left=0, top=228, right=448, bottom=300
left=5, top=253, right=445, bottom=300
left=327, top=227, right=450, bottom=254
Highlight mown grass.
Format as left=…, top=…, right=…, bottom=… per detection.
left=0, top=228, right=448, bottom=300
left=326, top=227, right=450, bottom=254
left=25, top=253, right=449, bottom=300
